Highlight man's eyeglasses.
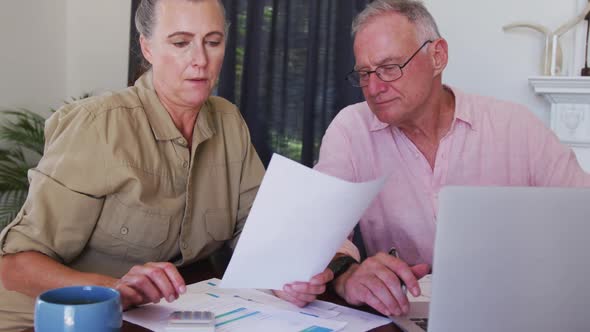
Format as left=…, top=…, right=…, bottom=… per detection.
left=346, top=40, right=433, bottom=88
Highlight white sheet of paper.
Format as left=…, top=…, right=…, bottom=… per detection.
left=124, top=279, right=391, bottom=332
left=195, top=279, right=391, bottom=332
left=310, top=300, right=393, bottom=332
left=123, top=279, right=348, bottom=332
left=189, top=279, right=340, bottom=319
left=408, top=274, right=432, bottom=302
left=221, top=153, right=386, bottom=289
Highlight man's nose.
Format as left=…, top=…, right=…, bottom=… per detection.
left=364, top=72, right=387, bottom=97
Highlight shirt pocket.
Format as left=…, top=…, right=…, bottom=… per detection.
left=204, top=209, right=234, bottom=241
left=94, top=195, right=171, bottom=261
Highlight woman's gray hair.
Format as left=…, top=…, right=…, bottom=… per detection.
left=135, top=0, right=229, bottom=39
left=352, top=0, right=441, bottom=42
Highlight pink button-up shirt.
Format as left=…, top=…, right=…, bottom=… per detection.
left=316, top=87, right=590, bottom=266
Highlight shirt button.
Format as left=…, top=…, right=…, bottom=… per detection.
left=120, top=227, right=129, bottom=235
left=177, top=138, right=187, bottom=146
left=182, top=161, right=189, bottom=168
left=181, top=241, right=188, bottom=249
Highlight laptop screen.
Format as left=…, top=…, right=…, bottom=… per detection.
left=428, top=186, right=590, bottom=332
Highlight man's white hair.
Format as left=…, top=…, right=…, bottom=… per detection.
left=352, top=0, right=441, bottom=42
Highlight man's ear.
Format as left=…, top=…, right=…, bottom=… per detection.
left=139, top=34, right=153, bottom=65
left=431, top=38, right=448, bottom=77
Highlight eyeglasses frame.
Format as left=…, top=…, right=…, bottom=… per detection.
left=346, top=40, right=433, bottom=87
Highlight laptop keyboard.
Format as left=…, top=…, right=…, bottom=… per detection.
left=410, top=318, right=429, bottom=331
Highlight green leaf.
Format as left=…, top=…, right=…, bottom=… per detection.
left=0, top=95, right=90, bottom=230
left=0, top=190, right=27, bottom=230
left=0, top=108, right=46, bottom=230
left=0, top=149, right=31, bottom=192
left=0, top=109, right=46, bottom=156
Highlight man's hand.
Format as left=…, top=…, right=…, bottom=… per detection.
left=333, top=252, right=429, bottom=317
left=272, top=269, right=334, bottom=307
left=114, top=262, right=187, bottom=310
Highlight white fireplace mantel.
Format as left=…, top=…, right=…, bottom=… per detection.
left=529, top=76, right=590, bottom=171
left=529, top=76, right=590, bottom=104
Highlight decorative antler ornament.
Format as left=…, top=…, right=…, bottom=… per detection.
left=503, top=3, right=590, bottom=76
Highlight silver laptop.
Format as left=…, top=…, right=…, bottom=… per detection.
left=392, top=186, right=590, bottom=332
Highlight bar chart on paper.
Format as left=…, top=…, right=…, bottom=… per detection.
left=124, top=279, right=391, bottom=332
left=189, top=292, right=346, bottom=332
left=124, top=283, right=346, bottom=332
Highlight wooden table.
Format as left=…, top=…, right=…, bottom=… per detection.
left=25, top=260, right=402, bottom=332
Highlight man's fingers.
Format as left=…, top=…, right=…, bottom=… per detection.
left=360, top=275, right=403, bottom=316
left=373, top=268, right=409, bottom=314
left=275, top=270, right=331, bottom=307
left=352, top=283, right=391, bottom=316
left=341, top=254, right=430, bottom=317
left=375, top=253, right=421, bottom=297
left=310, top=269, right=334, bottom=285
left=289, top=282, right=326, bottom=295
left=275, top=289, right=307, bottom=307
left=284, top=284, right=317, bottom=303
left=410, top=263, right=431, bottom=280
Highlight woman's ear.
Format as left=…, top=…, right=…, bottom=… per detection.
left=139, top=35, right=153, bottom=65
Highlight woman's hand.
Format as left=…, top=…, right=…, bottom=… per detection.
left=115, top=262, right=186, bottom=310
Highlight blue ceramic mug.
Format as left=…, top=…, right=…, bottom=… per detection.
left=34, top=285, right=122, bottom=332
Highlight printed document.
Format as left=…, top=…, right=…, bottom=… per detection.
left=124, top=279, right=392, bottom=332
left=221, top=154, right=386, bottom=289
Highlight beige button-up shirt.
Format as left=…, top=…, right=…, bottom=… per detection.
left=0, top=72, right=264, bottom=331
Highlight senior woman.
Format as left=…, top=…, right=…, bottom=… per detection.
left=0, top=0, right=339, bottom=329
left=0, top=0, right=265, bottom=330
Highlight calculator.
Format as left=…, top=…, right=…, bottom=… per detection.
left=165, top=311, right=215, bottom=332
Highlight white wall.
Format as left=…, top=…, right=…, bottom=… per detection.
left=66, top=0, right=131, bottom=99
left=1, top=0, right=586, bottom=125
left=424, top=0, right=583, bottom=125
left=0, top=0, right=131, bottom=116
left=0, top=1, right=67, bottom=115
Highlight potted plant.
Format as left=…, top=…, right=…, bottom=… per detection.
left=0, top=109, right=46, bottom=230
left=0, top=94, right=90, bottom=230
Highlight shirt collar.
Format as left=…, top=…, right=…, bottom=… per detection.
left=369, top=114, right=390, bottom=132
left=368, top=85, right=476, bottom=132
left=193, top=101, right=216, bottom=147
left=134, top=70, right=216, bottom=142
left=449, top=86, right=476, bottom=131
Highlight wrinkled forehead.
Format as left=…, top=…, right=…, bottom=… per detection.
left=153, top=0, right=226, bottom=35
left=353, top=11, right=420, bottom=47
left=353, top=13, right=421, bottom=67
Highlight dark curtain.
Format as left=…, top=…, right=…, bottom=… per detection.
left=128, top=0, right=367, bottom=167
left=218, top=0, right=367, bottom=167
left=127, top=0, right=144, bottom=86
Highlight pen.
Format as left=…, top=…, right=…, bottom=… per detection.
left=388, top=247, right=407, bottom=293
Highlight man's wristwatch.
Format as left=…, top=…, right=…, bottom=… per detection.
left=327, top=255, right=359, bottom=280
